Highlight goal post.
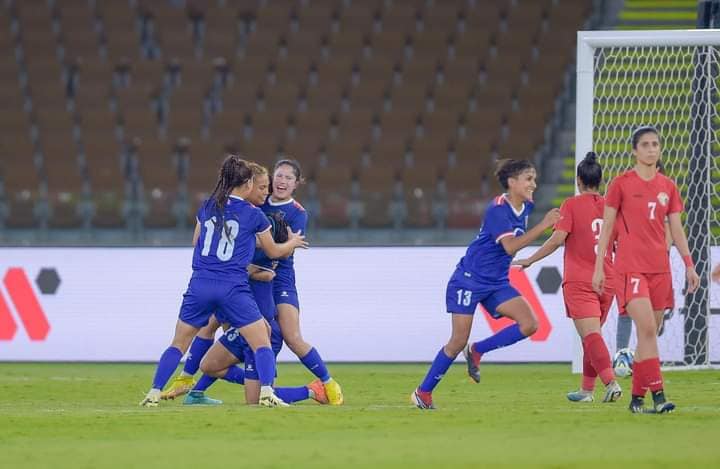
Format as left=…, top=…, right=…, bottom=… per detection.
left=573, top=29, right=720, bottom=371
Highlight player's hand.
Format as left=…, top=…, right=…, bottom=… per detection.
left=592, top=268, right=605, bottom=295
left=286, top=227, right=309, bottom=249
left=542, top=208, right=561, bottom=229
left=686, top=267, right=700, bottom=293
left=512, top=258, right=533, bottom=269
left=712, top=264, right=720, bottom=283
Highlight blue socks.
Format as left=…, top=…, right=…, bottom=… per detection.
left=275, top=386, right=309, bottom=403
left=152, top=346, right=183, bottom=390
left=193, top=374, right=217, bottom=392
left=183, top=337, right=213, bottom=375
left=300, top=347, right=331, bottom=382
left=419, top=348, right=455, bottom=393
left=222, top=366, right=245, bottom=384
left=472, top=324, right=527, bottom=355
left=254, top=347, right=276, bottom=386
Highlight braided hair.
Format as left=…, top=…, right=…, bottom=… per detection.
left=268, top=212, right=290, bottom=243
left=209, top=154, right=253, bottom=239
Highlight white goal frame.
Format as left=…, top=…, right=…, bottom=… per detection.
left=572, top=29, right=720, bottom=372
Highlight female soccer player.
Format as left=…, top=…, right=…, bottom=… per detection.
left=182, top=164, right=327, bottom=406
left=514, top=152, right=622, bottom=403
left=412, top=159, right=560, bottom=409
left=261, top=159, right=344, bottom=405
left=140, top=155, right=308, bottom=408
left=160, top=162, right=272, bottom=400
left=592, top=126, right=700, bottom=414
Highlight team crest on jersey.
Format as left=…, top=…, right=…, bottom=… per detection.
left=657, top=192, right=669, bottom=206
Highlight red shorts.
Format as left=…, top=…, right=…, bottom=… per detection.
left=617, top=272, right=674, bottom=314
left=562, top=281, right=615, bottom=323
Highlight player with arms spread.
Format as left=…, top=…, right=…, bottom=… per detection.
left=412, top=159, right=560, bottom=409
left=514, top=152, right=622, bottom=403
left=592, top=126, right=700, bottom=414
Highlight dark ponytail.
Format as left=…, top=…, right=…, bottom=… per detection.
left=209, top=154, right=253, bottom=239
left=577, top=151, right=602, bottom=189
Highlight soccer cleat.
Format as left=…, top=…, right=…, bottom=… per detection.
left=259, top=390, right=290, bottom=408
left=651, top=391, right=675, bottom=414
left=653, top=401, right=676, bottom=414
left=183, top=391, right=223, bottom=406
left=411, top=389, right=435, bottom=410
left=566, top=389, right=594, bottom=402
left=307, top=379, right=329, bottom=404
left=324, top=378, right=344, bottom=405
left=628, top=396, right=654, bottom=414
left=602, top=381, right=623, bottom=403
left=463, top=343, right=482, bottom=383
left=139, top=389, right=161, bottom=407
left=160, top=375, right=195, bottom=400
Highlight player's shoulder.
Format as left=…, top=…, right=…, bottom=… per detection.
left=656, top=172, right=677, bottom=188
left=292, top=200, right=306, bottom=213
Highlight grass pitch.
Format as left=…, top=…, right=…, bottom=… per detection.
left=0, top=363, right=718, bottom=468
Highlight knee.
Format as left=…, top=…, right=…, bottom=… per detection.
left=283, top=332, right=305, bottom=350
left=519, top=317, right=538, bottom=337
left=199, top=359, right=220, bottom=377
left=445, top=338, right=466, bottom=357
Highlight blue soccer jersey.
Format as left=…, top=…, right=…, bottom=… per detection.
left=459, top=194, right=534, bottom=285
left=192, top=196, right=271, bottom=282
left=260, top=197, right=307, bottom=306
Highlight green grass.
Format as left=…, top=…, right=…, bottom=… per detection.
left=0, top=363, right=719, bottom=468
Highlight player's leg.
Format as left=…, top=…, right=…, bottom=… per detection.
left=464, top=290, right=536, bottom=383
left=413, top=313, right=473, bottom=409
left=572, top=317, right=620, bottom=403
left=140, top=319, right=199, bottom=407
left=184, top=337, right=245, bottom=405
left=238, top=318, right=288, bottom=407
left=276, top=301, right=342, bottom=405
left=163, top=315, right=222, bottom=400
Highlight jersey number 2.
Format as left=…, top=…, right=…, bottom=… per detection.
left=201, top=217, right=240, bottom=261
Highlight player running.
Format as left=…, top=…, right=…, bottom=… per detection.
left=412, top=159, right=560, bottom=409
left=592, top=126, right=699, bottom=414
left=514, top=152, right=622, bottom=403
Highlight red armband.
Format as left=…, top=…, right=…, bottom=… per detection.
left=683, top=255, right=694, bottom=268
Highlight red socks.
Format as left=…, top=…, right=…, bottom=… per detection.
left=582, top=333, right=614, bottom=387
left=632, top=357, right=664, bottom=397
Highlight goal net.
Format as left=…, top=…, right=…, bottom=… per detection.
left=575, top=30, right=720, bottom=369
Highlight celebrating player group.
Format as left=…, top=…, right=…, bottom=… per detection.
left=140, top=126, right=698, bottom=414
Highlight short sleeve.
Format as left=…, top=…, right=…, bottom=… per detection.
left=290, top=209, right=308, bottom=234
left=605, top=177, right=623, bottom=210
left=555, top=199, right=573, bottom=233
left=483, top=205, right=515, bottom=244
left=667, top=180, right=683, bottom=214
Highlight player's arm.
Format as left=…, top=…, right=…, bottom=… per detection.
left=513, top=229, right=568, bottom=268
left=191, top=220, right=201, bottom=246
left=592, top=205, right=617, bottom=294
left=667, top=212, right=700, bottom=293
left=257, top=227, right=308, bottom=259
left=712, top=263, right=720, bottom=283
left=500, top=208, right=561, bottom=256
left=248, top=264, right=276, bottom=282
left=664, top=218, right=673, bottom=251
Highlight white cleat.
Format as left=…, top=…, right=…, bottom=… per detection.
left=139, top=389, right=161, bottom=407
left=259, top=390, right=289, bottom=408
left=602, top=381, right=623, bottom=403
left=566, top=389, right=594, bottom=402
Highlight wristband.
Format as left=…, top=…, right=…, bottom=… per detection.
left=682, top=255, right=694, bottom=268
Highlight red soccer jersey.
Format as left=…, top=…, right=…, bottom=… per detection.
left=605, top=170, right=683, bottom=273
left=555, top=193, right=615, bottom=284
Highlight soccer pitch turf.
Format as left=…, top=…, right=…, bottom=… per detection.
left=1, top=363, right=719, bottom=468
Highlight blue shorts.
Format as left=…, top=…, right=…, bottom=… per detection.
left=179, top=277, right=263, bottom=329
left=250, top=279, right=276, bottom=322
left=445, top=268, right=520, bottom=319
left=218, top=319, right=284, bottom=381
left=272, top=283, right=300, bottom=310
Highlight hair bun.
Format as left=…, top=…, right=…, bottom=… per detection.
left=584, top=151, right=597, bottom=163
